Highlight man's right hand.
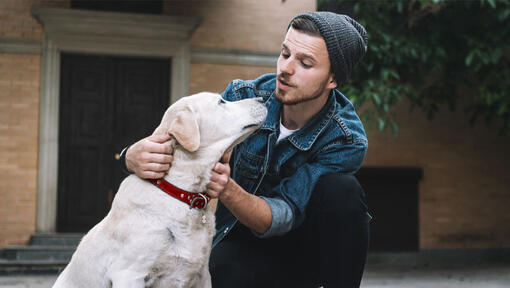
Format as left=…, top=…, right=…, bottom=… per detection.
left=125, top=134, right=174, bottom=179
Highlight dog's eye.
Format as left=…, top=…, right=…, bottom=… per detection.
left=218, top=99, right=226, bottom=105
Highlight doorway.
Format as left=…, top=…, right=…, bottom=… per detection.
left=356, top=167, right=423, bottom=251
left=57, top=53, right=170, bottom=232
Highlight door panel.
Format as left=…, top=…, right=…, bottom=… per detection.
left=58, top=53, right=170, bottom=232
left=114, top=58, right=169, bottom=148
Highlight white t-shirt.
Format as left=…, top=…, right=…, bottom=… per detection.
left=276, top=117, right=299, bottom=144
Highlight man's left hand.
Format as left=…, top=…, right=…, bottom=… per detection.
left=206, top=152, right=231, bottom=199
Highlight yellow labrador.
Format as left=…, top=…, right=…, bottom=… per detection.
left=53, top=92, right=267, bottom=288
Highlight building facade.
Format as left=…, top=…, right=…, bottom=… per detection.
left=0, top=0, right=509, bottom=250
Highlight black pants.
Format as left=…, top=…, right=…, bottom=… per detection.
left=210, top=174, right=370, bottom=288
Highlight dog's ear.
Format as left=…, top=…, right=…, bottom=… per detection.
left=168, top=107, right=200, bottom=152
left=153, top=106, right=172, bottom=136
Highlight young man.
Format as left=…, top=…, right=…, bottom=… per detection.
left=123, top=12, right=370, bottom=287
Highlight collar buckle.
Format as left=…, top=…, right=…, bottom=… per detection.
left=189, top=193, right=209, bottom=210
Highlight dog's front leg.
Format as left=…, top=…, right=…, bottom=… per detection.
left=191, top=265, right=212, bottom=288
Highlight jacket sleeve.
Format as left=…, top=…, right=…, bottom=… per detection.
left=253, top=142, right=367, bottom=238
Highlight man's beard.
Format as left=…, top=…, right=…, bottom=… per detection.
left=275, top=88, right=323, bottom=105
left=274, top=76, right=329, bottom=106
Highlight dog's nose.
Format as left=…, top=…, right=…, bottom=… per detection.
left=250, top=102, right=268, bottom=119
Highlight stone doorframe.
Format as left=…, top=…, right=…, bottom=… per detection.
left=31, top=6, right=200, bottom=232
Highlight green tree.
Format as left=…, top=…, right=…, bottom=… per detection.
left=319, top=0, right=510, bottom=134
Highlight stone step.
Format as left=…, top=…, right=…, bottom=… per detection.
left=2, top=246, right=75, bottom=262
left=29, top=232, right=83, bottom=247
left=0, top=259, right=66, bottom=275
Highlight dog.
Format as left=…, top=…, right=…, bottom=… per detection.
left=53, top=92, right=267, bottom=288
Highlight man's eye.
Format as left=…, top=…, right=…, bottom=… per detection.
left=301, top=62, right=311, bottom=68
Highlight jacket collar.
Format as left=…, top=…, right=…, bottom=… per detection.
left=261, top=90, right=336, bottom=151
left=261, top=91, right=281, bottom=132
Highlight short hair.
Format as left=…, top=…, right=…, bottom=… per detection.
left=289, top=17, right=320, bottom=37
left=288, top=17, right=331, bottom=73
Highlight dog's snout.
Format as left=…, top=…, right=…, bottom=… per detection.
left=250, top=104, right=266, bottom=119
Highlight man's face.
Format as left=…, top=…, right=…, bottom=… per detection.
left=275, top=27, right=337, bottom=105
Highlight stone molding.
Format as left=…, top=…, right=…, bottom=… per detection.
left=0, top=36, right=279, bottom=67
left=31, top=6, right=200, bottom=42
left=0, top=38, right=41, bottom=54
left=31, top=6, right=200, bottom=232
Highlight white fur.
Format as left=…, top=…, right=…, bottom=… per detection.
left=53, top=92, right=267, bottom=288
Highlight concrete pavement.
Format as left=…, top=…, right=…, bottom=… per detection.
left=362, top=262, right=510, bottom=288
left=1, top=262, right=509, bottom=288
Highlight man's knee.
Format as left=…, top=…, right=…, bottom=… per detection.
left=210, top=241, right=253, bottom=287
left=311, top=173, right=366, bottom=216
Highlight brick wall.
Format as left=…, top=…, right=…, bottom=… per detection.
left=178, top=0, right=510, bottom=249
left=190, top=63, right=274, bottom=94
left=0, top=53, right=40, bottom=248
left=0, top=0, right=69, bottom=39
left=2, top=0, right=508, bottom=250
left=363, top=99, right=510, bottom=248
left=191, top=64, right=509, bottom=249
left=164, top=0, right=316, bottom=52
left=0, top=0, right=68, bottom=249
left=0, top=0, right=311, bottom=249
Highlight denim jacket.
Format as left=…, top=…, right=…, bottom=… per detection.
left=213, top=73, right=367, bottom=247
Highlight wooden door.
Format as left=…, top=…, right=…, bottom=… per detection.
left=58, top=53, right=170, bottom=232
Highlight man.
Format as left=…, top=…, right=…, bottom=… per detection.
left=123, top=12, right=370, bottom=287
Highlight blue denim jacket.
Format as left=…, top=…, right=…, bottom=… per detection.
left=213, top=73, right=367, bottom=247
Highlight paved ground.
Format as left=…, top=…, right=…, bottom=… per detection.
left=1, top=262, right=509, bottom=288
left=361, top=262, right=510, bottom=288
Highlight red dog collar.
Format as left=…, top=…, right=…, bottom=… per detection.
left=148, top=178, right=210, bottom=210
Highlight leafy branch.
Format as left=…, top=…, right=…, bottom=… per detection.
left=320, top=0, right=510, bottom=135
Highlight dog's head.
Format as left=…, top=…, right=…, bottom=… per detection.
left=153, top=92, right=267, bottom=155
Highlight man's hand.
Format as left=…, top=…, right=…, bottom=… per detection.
left=125, top=134, right=174, bottom=179
left=206, top=152, right=231, bottom=199
left=206, top=151, right=271, bottom=234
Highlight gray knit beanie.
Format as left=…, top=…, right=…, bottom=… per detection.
left=289, top=12, right=368, bottom=87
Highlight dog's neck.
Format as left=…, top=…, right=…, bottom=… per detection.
left=163, top=146, right=222, bottom=193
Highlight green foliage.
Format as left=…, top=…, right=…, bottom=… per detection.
left=320, top=0, right=510, bottom=135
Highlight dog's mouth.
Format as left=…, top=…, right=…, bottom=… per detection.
left=242, top=123, right=259, bottom=130
left=224, top=123, right=262, bottom=154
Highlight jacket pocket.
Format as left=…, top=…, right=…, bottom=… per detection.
left=235, top=148, right=264, bottom=179
left=233, top=148, right=264, bottom=193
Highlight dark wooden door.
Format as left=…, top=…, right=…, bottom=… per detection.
left=356, top=167, right=423, bottom=251
left=58, top=53, right=170, bottom=232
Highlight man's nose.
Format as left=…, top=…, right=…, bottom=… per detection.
left=279, top=57, right=295, bottom=75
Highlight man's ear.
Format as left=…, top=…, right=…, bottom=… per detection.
left=168, top=107, right=200, bottom=152
left=327, top=73, right=338, bottom=90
